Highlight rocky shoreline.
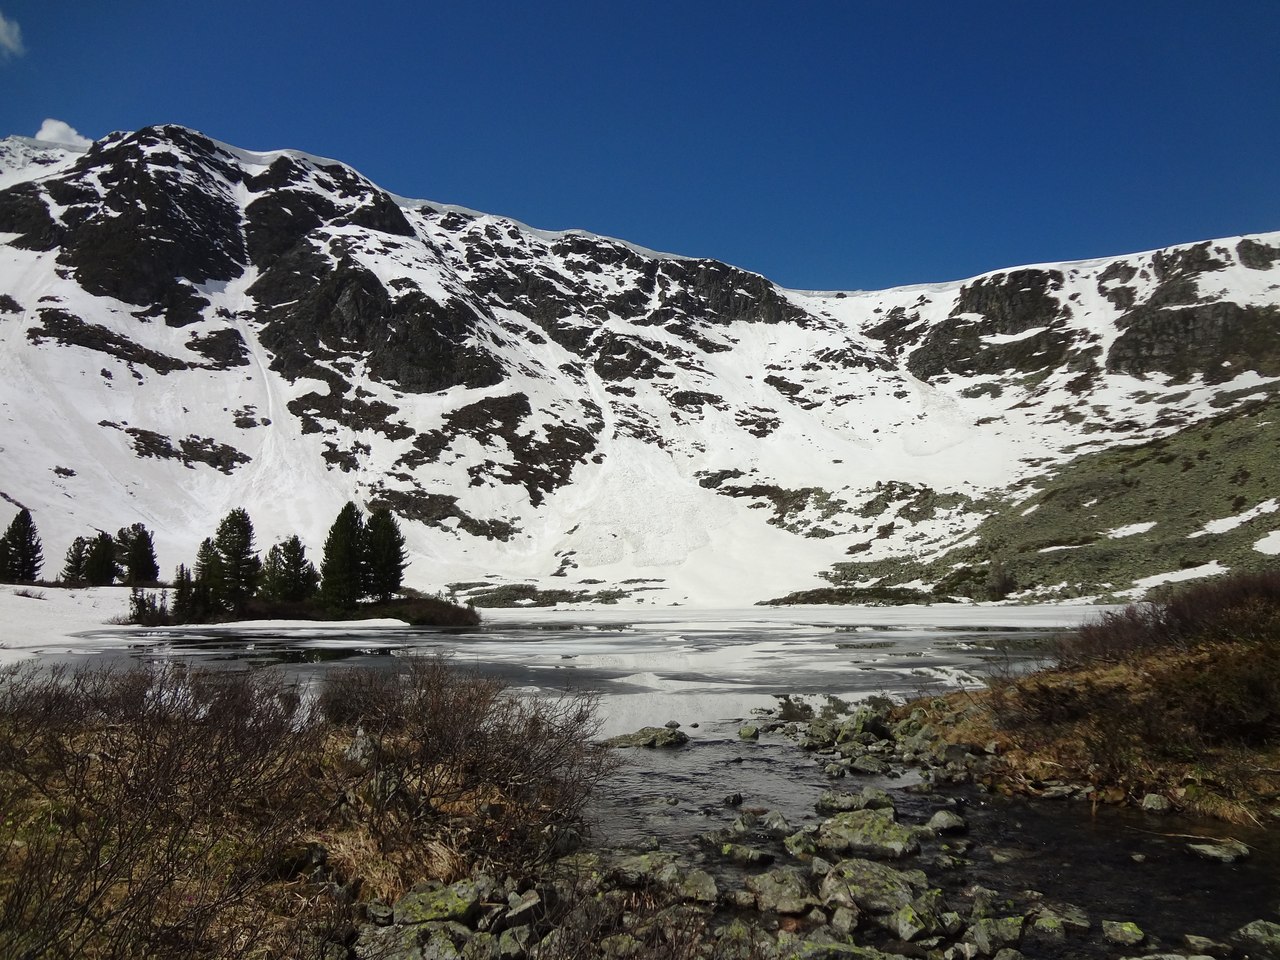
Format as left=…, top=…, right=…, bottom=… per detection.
left=334, top=699, right=1279, bottom=960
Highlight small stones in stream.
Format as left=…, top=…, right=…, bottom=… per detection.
left=339, top=700, right=1276, bottom=960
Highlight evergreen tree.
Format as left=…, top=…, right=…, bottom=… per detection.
left=84, top=532, right=120, bottom=586
left=0, top=509, right=44, bottom=582
left=116, top=523, right=160, bottom=586
left=213, top=508, right=261, bottom=613
left=259, top=545, right=286, bottom=602
left=320, top=501, right=367, bottom=609
left=365, top=507, right=407, bottom=602
left=260, top=535, right=319, bottom=603
left=172, top=563, right=195, bottom=623
left=61, top=536, right=90, bottom=584
left=194, top=537, right=225, bottom=613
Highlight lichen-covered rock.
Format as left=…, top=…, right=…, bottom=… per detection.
left=922, top=809, right=968, bottom=834
left=395, top=880, right=484, bottom=926
left=676, top=869, right=719, bottom=903
left=786, top=828, right=819, bottom=858
left=817, top=858, right=927, bottom=914
left=817, top=808, right=921, bottom=859
left=496, top=925, right=532, bottom=959
left=746, top=867, right=816, bottom=914
left=1102, top=920, right=1145, bottom=947
left=759, top=810, right=792, bottom=834
left=354, top=923, right=425, bottom=960
left=602, top=726, right=690, bottom=748
left=817, top=787, right=894, bottom=814
left=1231, top=920, right=1280, bottom=960
left=1028, top=900, right=1091, bottom=936
left=965, top=916, right=1025, bottom=956
left=461, top=932, right=499, bottom=960
left=740, top=724, right=761, bottom=740
left=849, top=755, right=891, bottom=776
left=609, top=851, right=681, bottom=887
left=721, top=842, right=775, bottom=866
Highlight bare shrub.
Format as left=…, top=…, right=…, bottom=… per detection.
left=1057, top=568, right=1280, bottom=665
left=0, top=656, right=613, bottom=957
left=319, top=656, right=614, bottom=889
left=0, top=663, right=325, bottom=960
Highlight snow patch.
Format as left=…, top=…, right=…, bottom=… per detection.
left=1188, top=499, right=1279, bottom=538
left=1106, top=521, right=1156, bottom=538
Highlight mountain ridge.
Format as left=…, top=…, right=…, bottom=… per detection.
left=1, top=124, right=1277, bottom=606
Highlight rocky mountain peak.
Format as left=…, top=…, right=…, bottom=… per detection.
left=0, top=125, right=1277, bottom=605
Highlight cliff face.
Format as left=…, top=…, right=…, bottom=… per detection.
left=1, top=125, right=1277, bottom=605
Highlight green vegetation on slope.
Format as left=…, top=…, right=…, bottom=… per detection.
left=806, top=394, right=1280, bottom=602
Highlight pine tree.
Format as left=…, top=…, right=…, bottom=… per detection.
left=320, top=501, right=367, bottom=609
left=61, top=536, right=90, bottom=584
left=194, top=537, right=225, bottom=613
left=213, top=508, right=261, bottom=613
left=84, top=532, right=120, bottom=586
left=260, top=535, right=319, bottom=603
left=365, top=507, right=407, bottom=602
left=172, top=563, right=195, bottom=623
left=0, top=509, right=44, bottom=582
left=116, top=523, right=160, bottom=586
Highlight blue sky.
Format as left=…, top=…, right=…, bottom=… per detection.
left=2, top=2, right=1277, bottom=290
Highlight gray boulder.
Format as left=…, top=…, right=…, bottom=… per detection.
left=1231, top=920, right=1280, bottom=960
left=816, top=787, right=894, bottom=814
left=602, top=726, right=690, bottom=748
left=1102, top=920, right=1145, bottom=947
left=395, top=880, right=485, bottom=926
left=1187, top=839, right=1250, bottom=863
left=817, top=857, right=927, bottom=914
left=746, top=867, right=816, bottom=914
left=817, top=808, right=921, bottom=859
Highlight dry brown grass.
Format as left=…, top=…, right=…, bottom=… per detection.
left=905, top=569, right=1280, bottom=824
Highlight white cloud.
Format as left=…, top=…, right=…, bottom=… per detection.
left=34, top=119, right=92, bottom=148
left=0, top=10, right=23, bottom=58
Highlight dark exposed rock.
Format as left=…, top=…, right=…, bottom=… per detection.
left=1107, top=303, right=1280, bottom=383
left=27, top=309, right=190, bottom=374
left=185, top=327, right=250, bottom=368
left=1237, top=238, right=1280, bottom=270
left=244, top=188, right=334, bottom=267
left=253, top=248, right=505, bottom=394
left=50, top=127, right=247, bottom=321
left=0, top=182, right=64, bottom=251
left=907, top=270, right=1076, bottom=382
left=104, top=424, right=251, bottom=474
left=367, top=489, right=518, bottom=541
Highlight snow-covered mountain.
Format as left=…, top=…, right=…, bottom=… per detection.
left=1, top=124, right=1277, bottom=606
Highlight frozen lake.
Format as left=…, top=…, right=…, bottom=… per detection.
left=60, top=604, right=1114, bottom=736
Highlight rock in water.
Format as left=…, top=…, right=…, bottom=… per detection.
left=602, top=726, right=690, bottom=748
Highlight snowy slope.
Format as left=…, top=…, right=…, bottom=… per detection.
left=0, top=124, right=1278, bottom=606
